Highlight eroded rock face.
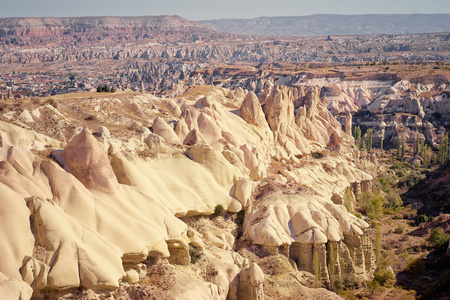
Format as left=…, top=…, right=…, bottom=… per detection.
left=244, top=186, right=375, bottom=284
left=240, top=91, right=270, bottom=129
left=152, top=117, right=181, bottom=145
left=63, top=127, right=119, bottom=192
left=264, top=86, right=295, bottom=140
left=0, top=84, right=377, bottom=299
left=236, top=262, right=265, bottom=300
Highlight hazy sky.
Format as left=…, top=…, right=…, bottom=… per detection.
left=1, top=0, right=450, bottom=20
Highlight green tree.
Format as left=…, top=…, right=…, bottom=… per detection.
left=420, top=138, right=425, bottom=157
left=401, top=136, right=406, bottom=159
left=343, top=187, right=353, bottom=212
left=427, top=227, right=450, bottom=248
left=397, top=136, right=402, bottom=160
left=367, top=129, right=373, bottom=154
left=423, top=144, right=430, bottom=165
left=414, top=133, right=420, bottom=157
left=438, top=133, right=449, bottom=164
left=356, top=126, right=362, bottom=150
left=313, top=251, right=321, bottom=287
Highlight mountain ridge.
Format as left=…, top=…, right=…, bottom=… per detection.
left=199, top=14, right=450, bottom=36
left=0, top=15, right=227, bottom=47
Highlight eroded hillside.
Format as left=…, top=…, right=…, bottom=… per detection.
left=0, top=85, right=378, bottom=299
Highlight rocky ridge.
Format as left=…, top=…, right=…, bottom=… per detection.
left=0, top=84, right=376, bottom=299
left=0, top=15, right=229, bottom=47
left=2, top=32, right=450, bottom=66
left=185, top=68, right=450, bottom=149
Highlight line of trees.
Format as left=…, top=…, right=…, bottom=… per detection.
left=352, top=126, right=449, bottom=165
left=353, top=126, right=373, bottom=154
left=438, top=133, right=449, bottom=164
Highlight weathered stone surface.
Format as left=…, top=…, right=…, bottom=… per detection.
left=152, top=117, right=181, bottom=145
left=240, top=91, right=270, bottom=129
left=64, top=127, right=119, bottom=192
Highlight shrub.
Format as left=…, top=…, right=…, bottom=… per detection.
left=386, top=190, right=403, bottom=209
left=367, top=278, right=381, bottom=293
left=333, top=276, right=344, bottom=291
left=85, top=115, right=96, bottom=121
left=360, top=192, right=384, bottom=219
left=189, top=246, right=201, bottom=264
left=374, top=267, right=394, bottom=285
left=393, top=224, right=405, bottom=234
left=415, top=214, right=429, bottom=225
left=235, top=210, right=245, bottom=226
left=46, top=99, right=58, bottom=109
left=312, top=152, right=323, bottom=159
left=342, top=274, right=358, bottom=289
left=427, top=227, right=450, bottom=248
left=213, top=204, right=225, bottom=217
left=97, top=84, right=115, bottom=93
left=406, top=257, right=426, bottom=274
left=343, top=187, right=353, bottom=212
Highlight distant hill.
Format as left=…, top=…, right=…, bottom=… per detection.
left=199, top=14, right=450, bottom=36
left=0, top=15, right=227, bottom=47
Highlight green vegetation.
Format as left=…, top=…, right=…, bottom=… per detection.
left=366, top=128, right=373, bottom=154
left=406, top=257, right=426, bottom=274
left=312, top=152, right=323, bottom=159
left=373, top=267, right=394, bottom=286
left=342, top=139, right=448, bottom=299
left=189, top=246, right=202, bottom=264
left=437, top=133, right=449, bottom=164
left=427, top=227, right=450, bottom=248
left=235, top=210, right=245, bottom=226
left=393, top=224, right=405, bottom=234
left=414, top=133, right=419, bottom=156
left=360, top=192, right=384, bottom=219
left=328, top=243, right=335, bottom=279
left=313, top=251, right=321, bottom=287
left=343, top=187, right=353, bottom=212
left=96, top=84, right=116, bottom=93
left=353, top=126, right=362, bottom=150
left=213, top=204, right=225, bottom=217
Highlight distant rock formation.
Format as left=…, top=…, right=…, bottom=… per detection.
left=200, top=14, right=450, bottom=36
left=0, top=15, right=228, bottom=47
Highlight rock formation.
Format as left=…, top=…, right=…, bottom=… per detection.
left=0, top=84, right=377, bottom=299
